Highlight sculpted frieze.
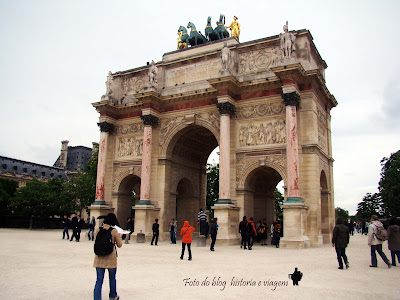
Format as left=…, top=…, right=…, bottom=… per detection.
left=238, top=48, right=281, bottom=74
left=236, top=103, right=285, bottom=119
left=116, top=122, right=144, bottom=135
left=123, top=75, right=146, bottom=94
left=318, top=124, right=327, bottom=152
left=317, top=108, right=327, bottom=125
left=239, top=119, right=286, bottom=147
left=117, top=137, right=143, bottom=158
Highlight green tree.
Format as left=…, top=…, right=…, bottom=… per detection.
left=356, top=192, right=385, bottom=220
left=0, top=178, right=18, bottom=215
left=206, top=163, right=219, bottom=210
left=71, top=148, right=98, bottom=211
left=335, top=207, right=349, bottom=220
left=379, top=150, right=400, bottom=217
left=274, top=188, right=283, bottom=220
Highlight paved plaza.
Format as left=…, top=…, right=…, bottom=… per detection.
left=0, top=229, right=399, bottom=299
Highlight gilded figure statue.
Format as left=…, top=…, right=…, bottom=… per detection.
left=226, top=16, right=241, bottom=41
left=177, top=31, right=187, bottom=49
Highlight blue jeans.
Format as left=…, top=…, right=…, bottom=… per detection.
left=88, top=228, right=94, bottom=240
left=94, top=268, right=117, bottom=300
left=170, top=231, right=176, bottom=243
left=62, top=227, right=69, bottom=239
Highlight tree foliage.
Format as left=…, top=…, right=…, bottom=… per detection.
left=10, top=178, right=76, bottom=218
left=71, top=148, right=98, bottom=211
left=274, top=188, right=284, bottom=220
left=335, top=207, right=349, bottom=220
left=206, top=163, right=219, bottom=210
left=379, top=150, right=400, bottom=217
left=356, top=192, right=385, bottom=220
left=0, top=178, right=18, bottom=215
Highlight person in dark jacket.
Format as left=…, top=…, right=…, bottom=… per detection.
left=208, top=218, right=218, bottom=251
left=332, top=217, right=350, bottom=269
left=70, top=213, right=78, bottom=242
left=239, top=216, right=247, bottom=249
left=151, top=219, right=159, bottom=246
left=246, top=218, right=257, bottom=250
left=76, top=215, right=84, bottom=242
left=387, top=217, right=400, bottom=266
left=62, top=215, right=70, bottom=240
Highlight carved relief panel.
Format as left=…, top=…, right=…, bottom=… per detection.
left=236, top=102, right=285, bottom=119
left=117, top=137, right=143, bottom=158
left=238, top=119, right=286, bottom=147
left=317, top=108, right=328, bottom=153
left=238, top=48, right=281, bottom=74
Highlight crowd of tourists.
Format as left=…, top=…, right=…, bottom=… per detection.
left=60, top=210, right=399, bottom=300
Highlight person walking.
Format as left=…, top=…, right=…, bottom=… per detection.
left=169, top=218, right=177, bottom=244
left=368, top=215, right=391, bottom=268
left=332, top=217, right=350, bottom=269
left=62, top=215, right=70, bottom=240
left=246, top=218, right=257, bottom=250
left=151, top=219, right=159, bottom=246
left=260, top=219, right=268, bottom=246
left=239, top=216, right=248, bottom=249
left=387, top=217, right=400, bottom=266
left=180, top=220, right=195, bottom=260
left=70, top=213, right=78, bottom=242
left=76, top=215, right=84, bottom=242
left=88, top=216, right=96, bottom=241
left=273, top=221, right=282, bottom=248
left=198, top=208, right=207, bottom=236
left=209, top=218, right=218, bottom=251
left=93, top=213, right=123, bottom=300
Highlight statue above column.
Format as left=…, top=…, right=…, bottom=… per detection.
left=147, top=60, right=158, bottom=88
left=280, top=21, right=296, bottom=59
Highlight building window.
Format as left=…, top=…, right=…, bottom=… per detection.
left=41, top=172, right=45, bottom=176
left=33, top=170, right=37, bottom=174
left=13, top=166, right=17, bottom=171
left=23, top=168, right=28, bottom=173
left=2, top=164, right=6, bottom=169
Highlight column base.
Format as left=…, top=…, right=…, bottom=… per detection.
left=88, top=203, right=115, bottom=230
left=280, top=201, right=310, bottom=249
left=133, top=205, right=160, bottom=241
left=280, top=236, right=310, bottom=249
left=211, top=204, right=240, bottom=245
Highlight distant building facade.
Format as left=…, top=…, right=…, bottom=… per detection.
left=0, top=141, right=98, bottom=187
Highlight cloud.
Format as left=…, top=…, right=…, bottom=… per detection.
left=381, top=79, right=400, bottom=126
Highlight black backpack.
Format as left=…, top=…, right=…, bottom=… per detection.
left=247, top=222, right=253, bottom=233
left=94, top=227, right=115, bottom=256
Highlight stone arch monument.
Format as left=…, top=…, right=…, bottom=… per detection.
left=89, top=25, right=337, bottom=248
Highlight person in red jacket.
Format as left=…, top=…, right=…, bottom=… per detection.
left=180, top=221, right=195, bottom=261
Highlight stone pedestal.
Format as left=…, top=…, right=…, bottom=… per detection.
left=211, top=204, right=240, bottom=245
left=280, top=201, right=310, bottom=249
left=88, top=204, right=114, bottom=231
left=197, top=235, right=206, bottom=247
left=136, top=231, right=145, bottom=243
left=133, top=205, right=160, bottom=242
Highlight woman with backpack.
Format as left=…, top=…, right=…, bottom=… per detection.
left=93, top=213, right=123, bottom=300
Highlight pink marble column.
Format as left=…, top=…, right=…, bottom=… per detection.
left=94, top=121, right=114, bottom=205
left=138, top=114, right=158, bottom=205
left=216, top=102, right=235, bottom=204
left=282, top=92, right=301, bottom=201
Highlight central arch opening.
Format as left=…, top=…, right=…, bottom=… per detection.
left=167, top=124, right=218, bottom=233
left=244, top=166, right=283, bottom=232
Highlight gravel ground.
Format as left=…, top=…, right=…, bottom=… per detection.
left=0, top=229, right=399, bottom=300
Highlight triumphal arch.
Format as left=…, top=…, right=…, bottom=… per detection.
left=89, top=20, right=337, bottom=248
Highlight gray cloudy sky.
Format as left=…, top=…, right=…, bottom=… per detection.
left=0, top=0, right=399, bottom=215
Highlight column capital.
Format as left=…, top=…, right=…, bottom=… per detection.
left=97, top=121, right=114, bottom=133
left=282, top=92, right=300, bottom=109
left=217, top=102, right=235, bottom=116
left=140, top=114, right=159, bottom=126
